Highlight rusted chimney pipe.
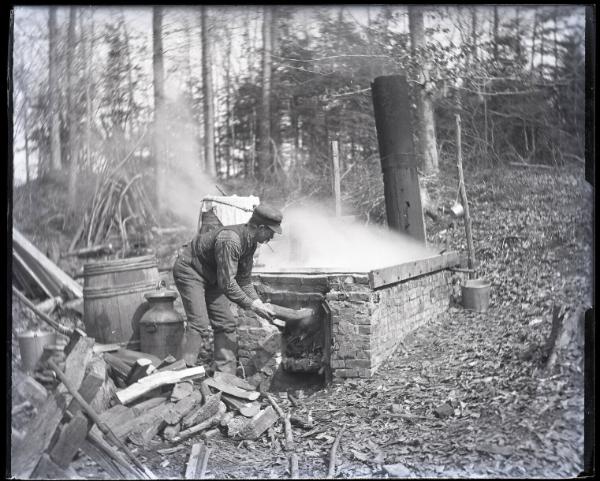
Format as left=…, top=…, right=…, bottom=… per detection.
left=371, top=75, right=426, bottom=242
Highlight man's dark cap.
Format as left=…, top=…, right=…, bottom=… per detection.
left=250, top=204, right=283, bottom=234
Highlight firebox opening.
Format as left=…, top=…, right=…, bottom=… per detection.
left=259, top=288, right=332, bottom=392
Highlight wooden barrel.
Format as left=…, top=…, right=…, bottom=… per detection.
left=83, top=255, right=160, bottom=346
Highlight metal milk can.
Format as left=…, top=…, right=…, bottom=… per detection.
left=139, top=281, right=184, bottom=359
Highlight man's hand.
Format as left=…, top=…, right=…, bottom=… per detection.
left=251, top=299, right=276, bottom=321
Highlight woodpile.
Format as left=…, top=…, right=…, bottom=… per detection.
left=12, top=329, right=303, bottom=479
left=69, top=169, right=157, bottom=257
left=13, top=227, right=83, bottom=300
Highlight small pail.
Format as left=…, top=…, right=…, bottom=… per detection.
left=450, top=202, right=464, bottom=218
left=461, top=279, right=491, bottom=313
left=18, top=330, right=57, bottom=372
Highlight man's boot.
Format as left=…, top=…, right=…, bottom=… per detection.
left=213, top=330, right=238, bottom=374
left=179, top=329, right=205, bottom=366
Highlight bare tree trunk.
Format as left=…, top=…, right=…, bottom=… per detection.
left=539, top=10, right=545, bottom=80
left=224, top=29, right=233, bottom=178
left=256, top=5, right=272, bottom=180
left=67, top=6, right=79, bottom=215
left=183, top=15, right=193, bottom=98
left=455, top=113, right=476, bottom=273
left=24, top=97, right=30, bottom=183
left=270, top=7, right=281, bottom=175
left=48, top=6, right=62, bottom=172
left=152, top=6, right=165, bottom=213
left=408, top=5, right=439, bottom=175
left=493, top=6, right=499, bottom=62
left=470, top=7, right=478, bottom=64
left=553, top=7, right=559, bottom=80
left=82, top=8, right=93, bottom=170
left=530, top=10, right=538, bottom=73
left=515, top=6, right=522, bottom=59
left=201, top=6, right=216, bottom=177
left=120, top=9, right=136, bottom=137
left=483, top=82, right=489, bottom=156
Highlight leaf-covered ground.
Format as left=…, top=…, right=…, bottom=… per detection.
left=14, top=165, right=592, bottom=479
left=116, top=166, right=590, bottom=480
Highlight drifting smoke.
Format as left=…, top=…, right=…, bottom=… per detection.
left=156, top=96, right=219, bottom=229
left=256, top=205, right=438, bottom=272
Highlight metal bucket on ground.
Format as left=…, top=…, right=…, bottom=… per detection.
left=139, top=282, right=184, bottom=359
left=461, top=279, right=491, bottom=312
left=18, top=330, right=57, bottom=372
left=83, top=255, right=160, bottom=346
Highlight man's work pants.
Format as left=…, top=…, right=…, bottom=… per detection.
left=172, top=245, right=238, bottom=374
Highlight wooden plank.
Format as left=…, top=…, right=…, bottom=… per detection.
left=110, top=403, right=169, bottom=441
left=14, top=374, right=48, bottom=409
left=129, top=391, right=202, bottom=446
left=68, top=356, right=106, bottom=415
left=156, top=354, right=177, bottom=370
left=185, top=442, right=208, bottom=479
left=290, top=453, right=299, bottom=478
left=30, top=453, right=79, bottom=479
left=35, top=296, right=62, bottom=314
left=171, top=381, right=194, bottom=402
left=83, top=431, right=143, bottom=479
left=49, top=411, right=90, bottom=468
left=181, top=393, right=222, bottom=429
left=126, top=358, right=155, bottom=385
left=63, top=298, right=84, bottom=316
left=93, top=343, right=121, bottom=354
left=113, top=348, right=162, bottom=368
left=172, top=403, right=226, bottom=444
left=103, top=352, right=131, bottom=380
left=12, top=250, right=55, bottom=299
left=13, top=227, right=83, bottom=299
left=237, top=406, right=279, bottom=440
left=131, top=395, right=169, bottom=415
left=128, top=403, right=175, bottom=447
left=255, top=269, right=369, bottom=276
left=158, top=391, right=202, bottom=424
left=221, top=394, right=261, bottom=418
left=110, top=391, right=197, bottom=444
left=79, top=438, right=127, bottom=480
left=204, top=377, right=260, bottom=401
left=213, top=371, right=256, bottom=391
left=368, top=251, right=460, bottom=289
left=88, top=404, right=134, bottom=439
left=12, top=335, right=94, bottom=479
left=16, top=250, right=64, bottom=298
left=89, top=375, right=117, bottom=415
left=157, top=358, right=187, bottom=372
left=115, top=366, right=205, bottom=405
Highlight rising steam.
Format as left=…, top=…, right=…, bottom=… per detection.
left=255, top=205, right=439, bottom=272
left=156, top=96, right=220, bottom=229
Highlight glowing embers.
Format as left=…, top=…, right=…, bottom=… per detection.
left=280, top=303, right=328, bottom=375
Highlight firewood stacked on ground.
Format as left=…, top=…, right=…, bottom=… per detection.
left=69, top=169, right=157, bottom=257
left=12, top=327, right=316, bottom=479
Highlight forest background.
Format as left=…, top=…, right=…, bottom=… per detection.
left=10, top=4, right=587, bottom=260
left=8, top=6, right=592, bottom=478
